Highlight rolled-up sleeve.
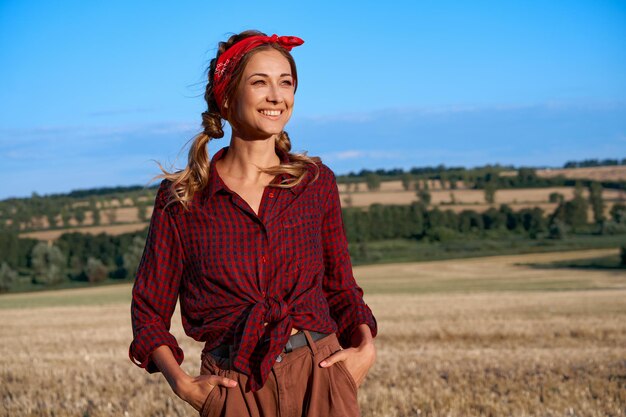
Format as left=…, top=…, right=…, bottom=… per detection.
left=320, top=167, right=378, bottom=347
left=129, top=180, right=185, bottom=373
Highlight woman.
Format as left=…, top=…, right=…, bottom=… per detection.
left=129, top=30, right=378, bottom=417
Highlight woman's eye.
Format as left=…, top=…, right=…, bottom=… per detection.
left=281, top=80, right=293, bottom=86
left=252, top=79, right=265, bottom=85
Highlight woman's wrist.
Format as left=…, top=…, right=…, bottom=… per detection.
left=171, top=372, right=196, bottom=400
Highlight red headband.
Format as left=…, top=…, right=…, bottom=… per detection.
left=213, top=34, right=304, bottom=117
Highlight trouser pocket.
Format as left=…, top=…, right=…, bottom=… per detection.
left=199, top=384, right=222, bottom=417
left=198, top=353, right=229, bottom=417
left=334, top=358, right=359, bottom=393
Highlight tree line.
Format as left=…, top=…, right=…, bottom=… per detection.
left=563, top=158, right=626, bottom=168
left=0, top=229, right=147, bottom=292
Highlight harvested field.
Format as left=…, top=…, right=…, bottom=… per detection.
left=19, top=222, right=149, bottom=241
left=0, top=249, right=624, bottom=416
left=339, top=186, right=624, bottom=207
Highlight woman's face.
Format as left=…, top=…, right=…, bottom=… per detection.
left=227, top=48, right=295, bottom=140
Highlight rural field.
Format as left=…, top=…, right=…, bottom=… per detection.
left=1, top=249, right=625, bottom=416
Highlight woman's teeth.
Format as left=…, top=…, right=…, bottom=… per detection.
left=260, top=110, right=281, bottom=116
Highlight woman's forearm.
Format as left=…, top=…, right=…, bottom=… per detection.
left=150, top=345, right=191, bottom=395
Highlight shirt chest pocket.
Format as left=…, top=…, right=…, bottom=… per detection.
left=280, top=213, right=324, bottom=271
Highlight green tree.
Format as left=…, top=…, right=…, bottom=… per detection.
left=610, top=203, right=626, bottom=223
left=588, top=182, right=604, bottom=224
left=60, top=207, right=72, bottom=228
left=137, top=203, right=148, bottom=222
left=46, top=212, right=58, bottom=229
left=123, top=236, right=145, bottom=279
left=89, top=197, right=101, bottom=225
left=104, top=208, right=117, bottom=225
left=84, top=257, right=108, bottom=283
left=517, top=168, right=538, bottom=186
left=368, top=204, right=393, bottom=240
left=75, top=207, right=86, bottom=226
left=458, top=210, right=484, bottom=233
left=482, top=207, right=506, bottom=230
left=499, top=204, right=518, bottom=231
left=406, top=202, right=425, bottom=238
left=0, top=262, right=18, bottom=293
left=31, top=242, right=66, bottom=285
left=484, top=182, right=497, bottom=204
left=573, top=181, right=584, bottom=200
left=92, top=208, right=101, bottom=226
left=548, top=219, right=567, bottom=239
left=519, top=207, right=546, bottom=238
left=549, top=192, right=564, bottom=204
left=364, top=173, right=381, bottom=191
left=400, top=173, right=413, bottom=191
left=417, top=189, right=431, bottom=205
left=551, top=195, right=588, bottom=232
left=564, top=197, right=588, bottom=230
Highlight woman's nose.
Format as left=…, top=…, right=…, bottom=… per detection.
left=266, top=83, right=283, bottom=103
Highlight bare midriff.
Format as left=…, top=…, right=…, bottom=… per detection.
left=263, top=322, right=300, bottom=336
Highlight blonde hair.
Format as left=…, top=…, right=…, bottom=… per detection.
left=151, top=30, right=320, bottom=211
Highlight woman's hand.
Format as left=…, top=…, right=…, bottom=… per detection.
left=319, top=324, right=376, bottom=387
left=150, top=345, right=238, bottom=411
left=174, top=373, right=238, bottom=411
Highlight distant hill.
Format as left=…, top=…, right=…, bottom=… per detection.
left=2, top=162, right=625, bottom=241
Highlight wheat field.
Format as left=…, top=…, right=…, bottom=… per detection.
left=1, top=249, right=624, bottom=417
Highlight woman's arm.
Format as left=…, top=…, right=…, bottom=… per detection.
left=130, top=181, right=238, bottom=411
left=317, top=166, right=378, bottom=347
left=151, top=345, right=237, bottom=411
left=316, top=166, right=378, bottom=385
left=129, top=181, right=186, bottom=371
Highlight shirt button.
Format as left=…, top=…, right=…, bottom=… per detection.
left=268, top=192, right=275, bottom=198
left=261, top=255, right=266, bottom=263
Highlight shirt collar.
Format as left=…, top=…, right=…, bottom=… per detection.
left=204, top=145, right=308, bottom=201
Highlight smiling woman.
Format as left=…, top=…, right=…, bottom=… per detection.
left=128, top=30, right=378, bottom=417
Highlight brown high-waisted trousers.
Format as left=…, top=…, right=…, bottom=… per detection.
left=198, top=330, right=360, bottom=417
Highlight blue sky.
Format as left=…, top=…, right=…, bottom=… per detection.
left=1, top=0, right=625, bottom=199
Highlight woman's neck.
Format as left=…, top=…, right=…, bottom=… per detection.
left=217, top=136, right=280, bottom=183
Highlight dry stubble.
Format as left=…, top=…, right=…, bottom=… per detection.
left=0, top=250, right=624, bottom=416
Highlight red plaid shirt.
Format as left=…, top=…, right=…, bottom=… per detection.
left=129, top=145, right=377, bottom=392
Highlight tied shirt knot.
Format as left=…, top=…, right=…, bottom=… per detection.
left=263, top=296, right=288, bottom=322
left=231, top=293, right=295, bottom=391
